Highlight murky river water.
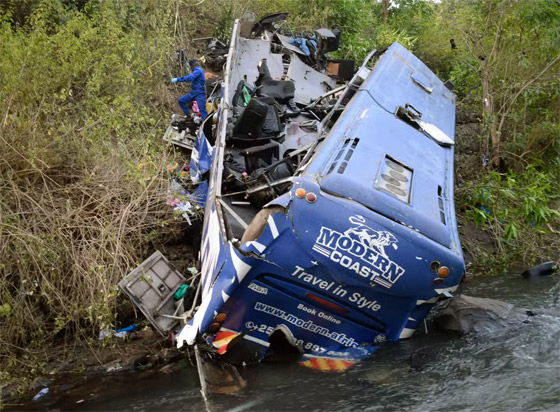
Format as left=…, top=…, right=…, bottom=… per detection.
left=20, top=273, right=560, bottom=411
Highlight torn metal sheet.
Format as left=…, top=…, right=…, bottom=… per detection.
left=274, top=32, right=308, bottom=56
left=229, top=38, right=284, bottom=99
left=162, top=124, right=196, bottom=150
left=282, top=120, right=320, bottom=151
left=286, top=56, right=336, bottom=104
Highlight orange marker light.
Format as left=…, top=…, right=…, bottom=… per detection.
left=215, top=313, right=227, bottom=323
left=438, top=266, right=450, bottom=277
left=295, top=188, right=306, bottom=198
left=306, top=193, right=317, bottom=203
left=210, top=322, right=221, bottom=332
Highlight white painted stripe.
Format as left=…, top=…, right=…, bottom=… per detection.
left=312, top=246, right=331, bottom=257
left=221, top=290, right=230, bottom=302
left=246, top=241, right=266, bottom=253
left=267, top=215, right=279, bottom=239
left=374, top=278, right=392, bottom=288
left=230, top=244, right=252, bottom=283
left=408, top=317, right=416, bottom=322
left=240, top=333, right=270, bottom=347
left=220, top=327, right=270, bottom=347
left=399, top=328, right=415, bottom=339
left=312, top=245, right=330, bottom=254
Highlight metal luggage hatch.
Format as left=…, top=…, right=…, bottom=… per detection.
left=119, top=251, right=187, bottom=336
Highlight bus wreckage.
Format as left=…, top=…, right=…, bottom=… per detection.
left=121, top=14, right=465, bottom=394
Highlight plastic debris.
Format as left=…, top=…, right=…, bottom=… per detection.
left=32, top=388, right=49, bottom=401
left=174, top=284, right=189, bottom=300
left=117, top=323, right=137, bottom=334
left=98, top=323, right=136, bottom=340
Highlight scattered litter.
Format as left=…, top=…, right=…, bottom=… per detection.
left=98, top=323, right=136, bottom=340
left=117, top=324, right=137, bottom=334
left=174, top=284, right=189, bottom=300
left=106, top=363, right=124, bottom=373
left=32, top=388, right=49, bottom=401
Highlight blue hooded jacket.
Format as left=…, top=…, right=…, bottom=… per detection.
left=176, top=66, right=206, bottom=96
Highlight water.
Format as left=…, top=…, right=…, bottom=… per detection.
left=23, top=274, right=560, bottom=411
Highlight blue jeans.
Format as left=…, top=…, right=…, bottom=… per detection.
left=178, top=92, right=208, bottom=119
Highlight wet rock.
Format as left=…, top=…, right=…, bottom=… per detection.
left=135, top=327, right=156, bottom=340
left=409, top=347, right=438, bottom=372
left=133, top=354, right=155, bottom=371
left=361, top=366, right=408, bottom=385
left=104, top=361, right=125, bottom=374
left=30, top=376, right=52, bottom=391
left=46, top=361, right=78, bottom=375
left=86, top=365, right=111, bottom=379
left=433, top=294, right=531, bottom=334
left=1, top=381, right=22, bottom=400
left=521, top=261, right=558, bottom=278
left=158, top=348, right=182, bottom=365
left=158, top=364, right=175, bottom=374
left=58, top=380, right=82, bottom=392
left=102, top=352, right=121, bottom=364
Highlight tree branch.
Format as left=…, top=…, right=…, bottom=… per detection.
left=496, top=53, right=560, bottom=129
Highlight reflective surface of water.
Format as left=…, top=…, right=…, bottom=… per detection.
left=29, top=274, right=560, bottom=411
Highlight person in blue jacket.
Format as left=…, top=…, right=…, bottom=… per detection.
left=171, top=59, right=208, bottom=120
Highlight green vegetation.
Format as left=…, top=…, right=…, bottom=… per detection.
left=0, top=0, right=178, bottom=387
left=0, top=0, right=558, bottom=392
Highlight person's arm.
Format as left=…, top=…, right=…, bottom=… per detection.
left=174, top=69, right=202, bottom=83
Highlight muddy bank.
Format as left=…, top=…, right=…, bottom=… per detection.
left=1, top=327, right=186, bottom=408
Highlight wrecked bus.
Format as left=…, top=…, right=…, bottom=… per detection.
left=170, top=17, right=465, bottom=375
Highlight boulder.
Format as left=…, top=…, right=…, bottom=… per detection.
left=521, top=261, right=558, bottom=278
left=433, top=294, right=533, bottom=334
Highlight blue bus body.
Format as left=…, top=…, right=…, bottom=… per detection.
left=177, top=22, right=464, bottom=365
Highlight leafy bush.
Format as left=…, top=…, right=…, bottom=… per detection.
left=458, top=164, right=560, bottom=266
left=0, top=0, right=177, bottom=378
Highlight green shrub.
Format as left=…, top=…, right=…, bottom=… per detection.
left=459, top=164, right=560, bottom=267
left=0, top=0, right=177, bottom=379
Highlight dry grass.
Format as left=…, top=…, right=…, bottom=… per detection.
left=0, top=131, right=178, bottom=375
